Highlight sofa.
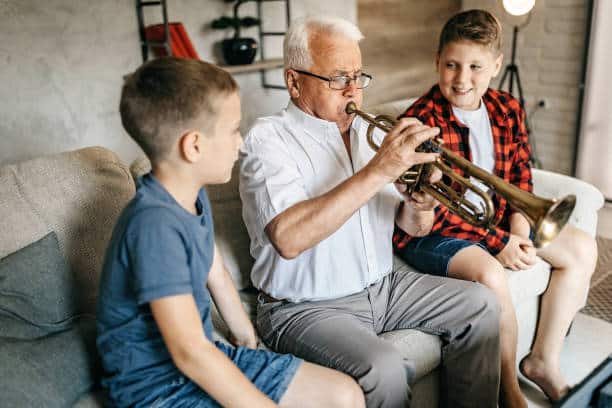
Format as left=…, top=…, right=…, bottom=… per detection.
left=0, top=101, right=605, bottom=407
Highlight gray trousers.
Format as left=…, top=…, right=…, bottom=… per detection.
left=256, top=262, right=501, bottom=408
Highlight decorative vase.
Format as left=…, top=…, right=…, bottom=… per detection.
left=221, top=38, right=258, bottom=65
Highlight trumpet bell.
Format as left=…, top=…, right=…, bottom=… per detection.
left=532, top=194, right=576, bottom=248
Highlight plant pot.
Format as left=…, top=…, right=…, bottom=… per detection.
left=221, top=38, right=258, bottom=65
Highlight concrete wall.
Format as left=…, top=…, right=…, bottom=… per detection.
left=462, top=0, right=590, bottom=175
left=1, top=0, right=590, bottom=175
left=0, top=0, right=355, bottom=166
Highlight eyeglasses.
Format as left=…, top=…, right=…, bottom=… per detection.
left=293, top=69, right=372, bottom=90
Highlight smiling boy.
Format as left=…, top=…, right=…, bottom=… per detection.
left=394, top=9, right=597, bottom=407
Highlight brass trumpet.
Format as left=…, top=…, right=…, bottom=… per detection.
left=345, top=102, right=576, bottom=248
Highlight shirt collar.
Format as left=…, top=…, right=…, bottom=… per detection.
left=430, top=84, right=509, bottom=128
left=285, top=100, right=359, bottom=141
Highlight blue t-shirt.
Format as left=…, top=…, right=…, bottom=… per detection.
left=96, top=173, right=215, bottom=408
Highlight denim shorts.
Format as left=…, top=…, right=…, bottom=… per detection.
left=396, top=234, right=484, bottom=277
left=148, top=341, right=302, bottom=408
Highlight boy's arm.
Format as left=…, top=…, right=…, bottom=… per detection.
left=509, top=212, right=531, bottom=240
left=207, top=244, right=257, bottom=349
left=150, top=294, right=276, bottom=407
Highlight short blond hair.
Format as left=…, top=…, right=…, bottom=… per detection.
left=119, top=57, right=238, bottom=163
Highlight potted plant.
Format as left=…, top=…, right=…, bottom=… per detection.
left=211, top=0, right=260, bottom=65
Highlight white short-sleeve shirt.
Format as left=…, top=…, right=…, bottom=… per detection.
left=452, top=101, right=495, bottom=210
left=239, top=101, right=402, bottom=302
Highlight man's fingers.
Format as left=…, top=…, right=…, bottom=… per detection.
left=385, top=117, right=424, bottom=142
left=410, top=192, right=426, bottom=203
left=394, top=182, right=408, bottom=194
left=403, top=126, right=440, bottom=148
left=428, top=167, right=443, bottom=184
left=411, top=152, right=440, bottom=166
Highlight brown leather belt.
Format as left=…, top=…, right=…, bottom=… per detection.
left=258, top=291, right=285, bottom=304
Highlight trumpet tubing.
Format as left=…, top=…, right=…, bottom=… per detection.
left=345, top=102, right=576, bottom=248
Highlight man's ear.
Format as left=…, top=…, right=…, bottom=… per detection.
left=286, top=69, right=300, bottom=99
left=179, top=130, right=202, bottom=163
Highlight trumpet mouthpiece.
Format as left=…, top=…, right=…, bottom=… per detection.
left=345, top=102, right=357, bottom=114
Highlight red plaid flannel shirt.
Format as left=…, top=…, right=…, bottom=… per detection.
left=393, top=85, right=533, bottom=255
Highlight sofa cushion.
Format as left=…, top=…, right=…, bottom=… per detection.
left=0, top=147, right=135, bottom=315
left=0, top=318, right=99, bottom=408
left=506, top=257, right=551, bottom=305
left=0, top=232, right=79, bottom=339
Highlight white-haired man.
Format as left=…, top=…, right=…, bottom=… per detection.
left=239, top=16, right=501, bottom=408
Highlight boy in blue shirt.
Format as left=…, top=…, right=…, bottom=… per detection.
left=96, top=57, right=364, bottom=408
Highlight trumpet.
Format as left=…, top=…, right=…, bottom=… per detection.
left=345, top=102, right=576, bottom=248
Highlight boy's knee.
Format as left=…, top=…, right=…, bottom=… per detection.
left=574, top=233, right=598, bottom=270
left=332, top=376, right=365, bottom=408
left=476, top=261, right=507, bottom=292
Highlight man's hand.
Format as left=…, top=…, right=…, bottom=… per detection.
left=367, top=117, right=440, bottom=184
left=394, top=167, right=442, bottom=211
left=495, top=234, right=537, bottom=271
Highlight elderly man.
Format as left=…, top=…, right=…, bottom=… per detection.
left=239, top=16, right=501, bottom=408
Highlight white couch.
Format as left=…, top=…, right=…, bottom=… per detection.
left=0, top=99, right=604, bottom=406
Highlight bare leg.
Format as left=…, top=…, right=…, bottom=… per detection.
left=449, top=246, right=527, bottom=408
left=520, top=225, right=597, bottom=401
left=279, top=361, right=365, bottom=408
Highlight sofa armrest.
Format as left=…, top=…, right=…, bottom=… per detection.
left=532, top=168, right=604, bottom=237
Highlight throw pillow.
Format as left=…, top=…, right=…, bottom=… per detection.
left=0, top=318, right=100, bottom=407
left=0, top=232, right=78, bottom=339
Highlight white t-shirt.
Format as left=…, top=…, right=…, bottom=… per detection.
left=239, top=101, right=402, bottom=302
left=452, top=101, right=495, bottom=210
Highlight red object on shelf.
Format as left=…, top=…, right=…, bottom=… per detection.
left=144, top=22, right=199, bottom=59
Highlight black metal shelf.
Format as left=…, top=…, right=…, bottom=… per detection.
left=136, top=0, right=170, bottom=62
left=134, top=0, right=290, bottom=89
left=256, top=0, right=290, bottom=89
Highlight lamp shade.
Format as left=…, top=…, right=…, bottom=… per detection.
left=502, top=0, right=535, bottom=16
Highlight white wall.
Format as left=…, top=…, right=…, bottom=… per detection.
left=576, top=0, right=612, bottom=199
left=0, top=0, right=355, bottom=166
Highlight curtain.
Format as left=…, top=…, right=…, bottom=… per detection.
left=576, top=0, right=612, bottom=200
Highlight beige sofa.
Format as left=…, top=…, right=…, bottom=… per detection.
left=0, top=107, right=604, bottom=406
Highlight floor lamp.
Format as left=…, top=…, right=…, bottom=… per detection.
left=498, top=0, right=542, bottom=167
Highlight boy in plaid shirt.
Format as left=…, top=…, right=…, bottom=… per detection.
left=393, top=9, right=597, bottom=407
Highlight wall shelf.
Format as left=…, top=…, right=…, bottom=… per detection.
left=220, top=58, right=283, bottom=74
left=134, top=0, right=289, bottom=89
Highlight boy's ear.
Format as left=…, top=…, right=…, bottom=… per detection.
left=286, top=69, right=300, bottom=99
left=179, top=130, right=203, bottom=163
left=492, top=53, right=504, bottom=77
left=435, top=54, right=440, bottom=72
